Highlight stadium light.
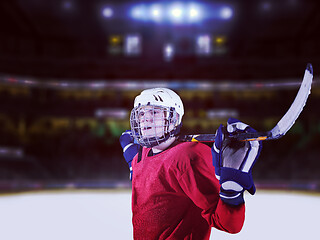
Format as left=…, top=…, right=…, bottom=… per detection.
left=131, top=5, right=147, bottom=20
left=124, top=35, right=141, bottom=56
left=164, top=43, right=174, bottom=61
left=129, top=2, right=232, bottom=23
left=187, top=3, right=202, bottom=22
left=102, top=7, right=113, bottom=18
left=189, top=8, right=198, bottom=18
left=169, top=3, right=184, bottom=23
left=220, top=6, right=233, bottom=19
left=196, top=35, right=212, bottom=55
left=171, top=8, right=182, bottom=18
left=150, top=4, right=163, bottom=22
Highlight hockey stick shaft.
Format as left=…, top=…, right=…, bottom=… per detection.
left=179, top=132, right=270, bottom=142
left=179, top=63, right=313, bottom=143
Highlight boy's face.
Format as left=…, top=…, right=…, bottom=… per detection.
left=138, top=106, right=166, bottom=138
left=130, top=104, right=180, bottom=147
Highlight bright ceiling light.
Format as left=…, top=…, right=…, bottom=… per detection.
left=189, top=8, right=198, bottom=18
left=131, top=5, right=146, bottom=19
left=220, top=6, right=233, bottom=19
left=152, top=9, right=160, bottom=17
left=150, top=4, right=163, bottom=21
left=171, top=8, right=182, bottom=18
left=187, top=3, right=202, bottom=22
left=169, top=3, right=184, bottom=22
left=102, top=7, right=113, bottom=18
left=129, top=2, right=226, bottom=23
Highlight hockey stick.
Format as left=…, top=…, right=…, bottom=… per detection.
left=179, top=63, right=313, bottom=142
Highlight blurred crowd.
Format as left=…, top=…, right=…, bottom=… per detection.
left=1, top=83, right=320, bottom=187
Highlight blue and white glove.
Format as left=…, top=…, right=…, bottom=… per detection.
left=212, top=118, right=262, bottom=206
left=120, top=130, right=141, bottom=181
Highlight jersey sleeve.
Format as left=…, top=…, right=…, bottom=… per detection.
left=177, top=143, right=245, bottom=234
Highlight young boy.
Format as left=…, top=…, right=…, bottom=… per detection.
left=120, top=88, right=262, bottom=240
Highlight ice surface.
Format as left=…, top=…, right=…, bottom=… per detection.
left=0, top=189, right=319, bottom=240
left=212, top=191, right=320, bottom=240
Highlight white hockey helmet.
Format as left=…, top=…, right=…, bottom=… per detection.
left=130, top=88, right=184, bottom=147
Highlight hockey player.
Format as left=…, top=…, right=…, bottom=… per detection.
left=120, top=88, right=262, bottom=240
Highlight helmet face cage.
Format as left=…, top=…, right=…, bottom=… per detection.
left=130, top=105, right=180, bottom=148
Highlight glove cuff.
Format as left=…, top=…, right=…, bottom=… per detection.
left=123, top=144, right=140, bottom=163
left=220, top=189, right=244, bottom=206
left=220, top=167, right=256, bottom=195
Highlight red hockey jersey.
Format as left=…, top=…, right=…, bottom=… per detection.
left=131, top=141, right=245, bottom=240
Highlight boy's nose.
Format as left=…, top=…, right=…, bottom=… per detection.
left=142, top=111, right=153, bottom=122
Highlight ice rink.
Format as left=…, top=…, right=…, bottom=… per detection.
left=0, top=189, right=319, bottom=240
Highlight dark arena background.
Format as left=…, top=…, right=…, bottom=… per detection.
left=1, top=1, right=320, bottom=239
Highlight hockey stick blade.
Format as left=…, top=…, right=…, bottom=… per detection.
left=179, top=63, right=313, bottom=142
left=268, top=63, right=313, bottom=140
